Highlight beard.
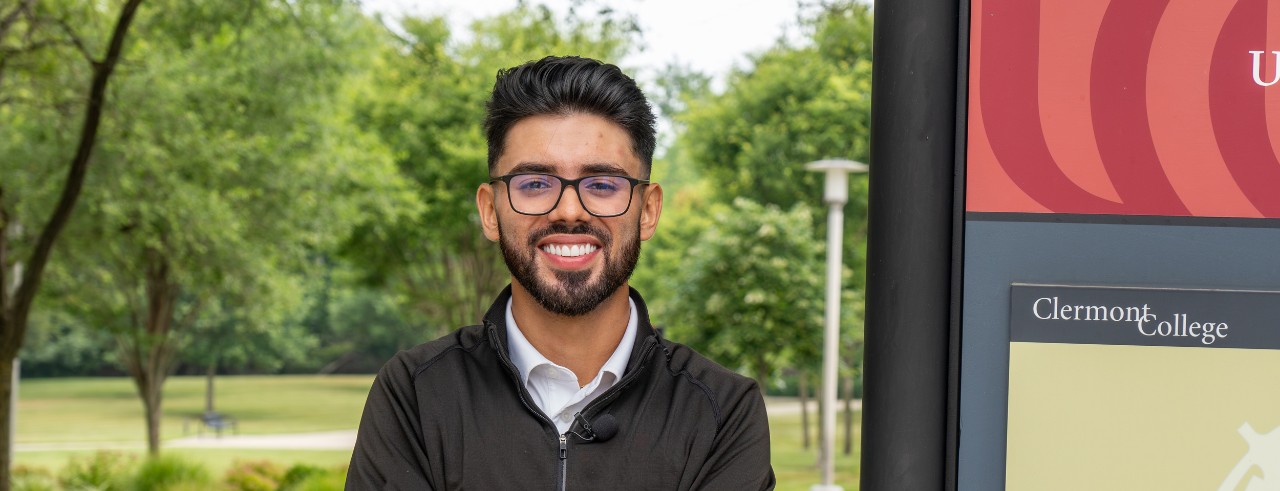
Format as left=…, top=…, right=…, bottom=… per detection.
left=498, top=219, right=641, bottom=317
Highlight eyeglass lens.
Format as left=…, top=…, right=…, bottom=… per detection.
left=508, top=174, right=634, bottom=216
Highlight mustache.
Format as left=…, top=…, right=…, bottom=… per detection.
left=526, top=222, right=611, bottom=248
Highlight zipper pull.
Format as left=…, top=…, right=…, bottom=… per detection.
left=559, top=434, right=568, bottom=460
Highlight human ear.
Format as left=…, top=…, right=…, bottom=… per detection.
left=639, top=183, right=663, bottom=241
left=477, top=183, right=501, bottom=242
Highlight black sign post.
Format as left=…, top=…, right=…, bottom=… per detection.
left=862, top=0, right=963, bottom=489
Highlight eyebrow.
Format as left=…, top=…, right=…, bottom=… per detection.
left=505, top=162, right=632, bottom=177
left=580, top=163, right=630, bottom=176
left=507, top=162, right=557, bottom=174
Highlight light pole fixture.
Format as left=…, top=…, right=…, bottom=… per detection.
left=805, top=158, right=869, bottom=491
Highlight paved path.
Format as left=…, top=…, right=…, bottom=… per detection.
left=17, top=398, right=860, bottom=452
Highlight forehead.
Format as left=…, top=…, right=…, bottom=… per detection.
left=495, top=113, right=641, bottom=177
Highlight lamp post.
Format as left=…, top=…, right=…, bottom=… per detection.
left=805, top=158, right=868, bottom=491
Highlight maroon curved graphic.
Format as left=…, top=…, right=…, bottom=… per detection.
left=1210, top=0, right=1280, bottom=216
left=1089, top=0, right=1190, bottom=216
left=980, top=0, right=1127, bottom=214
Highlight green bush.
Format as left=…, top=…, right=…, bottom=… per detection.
left=131, top=455, right=212, bottom=491
left=276, top=464, right=324, bottom=491
left=59, top=451, right=135, bottom=490
left=12, top=465, right=57, bottom=491
left=224, top=460, right=285, bottom=491
left=287, top=467, right=346, bottom=491
left=33, top=454, right=348, bottom=491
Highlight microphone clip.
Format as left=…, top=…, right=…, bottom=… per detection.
left=570, top=412, right=619, bottom=443
left=570, top=412, right=599, bottom=441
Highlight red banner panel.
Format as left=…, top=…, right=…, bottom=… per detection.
left=966, top=0, right=1280, bottom=218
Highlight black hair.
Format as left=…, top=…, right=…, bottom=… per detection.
left=484, top=56, right=657, bottom=177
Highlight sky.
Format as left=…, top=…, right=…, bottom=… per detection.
left=359, top=0, right=804, bottom=87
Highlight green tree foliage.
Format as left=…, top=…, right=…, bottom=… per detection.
left=664, top=198, right=825, bottom=389
left=681, top=2, right=872, bottom=210
left=342, top=4, right=639, bottom=336
left=316, top=284, right=419, bottom=373
left=16, top=308, right=116, bottom=376
left=643, top=2, right=873, bottom=379
left=11, top=0, right=413, bottom=455
left=2, top=0, right=145, bottom=484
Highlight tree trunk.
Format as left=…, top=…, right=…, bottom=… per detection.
left=799, top=372, right=811, bottom=450
left=0, top=0, right=144, bottom=484
left=122, top=247, right=182, bottom=456
left=205, top=361, right=216, bottom=414
left=843, top=373, right=855, bottom=455
left=135, top=368, right=164, bottom=455
left=0, top=355, right=12, bottom=488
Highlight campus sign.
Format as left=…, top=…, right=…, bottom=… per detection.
left=957, top=0, right=1280, bottom=489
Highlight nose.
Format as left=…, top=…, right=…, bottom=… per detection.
left=545, top=184, right=591, bottom=222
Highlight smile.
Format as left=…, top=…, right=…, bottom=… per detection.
left=541, top=243, right=599, bottom=257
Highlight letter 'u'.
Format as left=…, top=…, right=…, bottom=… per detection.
left=1251, top=51, right=1280, bottom=87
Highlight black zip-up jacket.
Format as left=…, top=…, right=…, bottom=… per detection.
left=346, top=286, right=776, bottom=490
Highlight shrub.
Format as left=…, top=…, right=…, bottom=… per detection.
left=132, top=455, right=212, bottom=491
left=224, top=460, right=285, bottom=491
left=277, top=464, right=324, bottom=491
left=12, top=465, right=57, bottom=491
left=59, top=451, right=135, bottom=490
left=288, top=467, right=347, bottom=491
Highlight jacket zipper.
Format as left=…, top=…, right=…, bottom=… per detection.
left=558, top=433, right=568, bottom=491
left=487, top=322, right=662, bottom=490
left=486, top=322, right=573, bottom=490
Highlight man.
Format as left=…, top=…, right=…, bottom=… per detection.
left=347, top=56, right=775, bottom=490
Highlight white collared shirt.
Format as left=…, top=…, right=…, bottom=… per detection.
left=506, top=297, right=637, bottom=434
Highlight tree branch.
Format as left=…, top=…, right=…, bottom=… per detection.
left=5, top=0, right=144, bottom=352
left=54, top=18, right=96, bottom=64
left=0, top=39, right=71, bottom=61
left=0, top=0, right=37, bottom=42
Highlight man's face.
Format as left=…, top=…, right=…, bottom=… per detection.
left=476, top=113, right=663, bottom=316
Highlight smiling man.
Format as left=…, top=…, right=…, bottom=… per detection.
left=347, top=56, right=775, bottom=490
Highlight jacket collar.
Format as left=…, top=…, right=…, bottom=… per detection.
left=483, top=284, right=660, bottom=375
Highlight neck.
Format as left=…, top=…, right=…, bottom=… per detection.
left=509, top=282, right=632, bottom=386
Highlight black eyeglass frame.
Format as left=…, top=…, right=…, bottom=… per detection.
left=488, top=172, right=651, bottom=218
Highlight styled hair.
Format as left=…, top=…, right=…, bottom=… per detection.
left=484, top=56, right=657, bottom=177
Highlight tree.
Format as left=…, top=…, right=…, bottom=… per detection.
left=681, top=2, right=872, bottom=210
left=649, top=0, right=873, bottom=330
left=664, top=198, right=826, bottom=390
left=29, top=0, right=412, bottom=454
left=647, top=1, right=874, bottom=458
left=678, top=0, right=873, bottom=287
left=0, top=0, right=143, bottom=484
left=181, top=275, right=315, bottom=415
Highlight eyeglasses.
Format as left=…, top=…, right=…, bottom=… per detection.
left=489, top=173, right=650, bottom=217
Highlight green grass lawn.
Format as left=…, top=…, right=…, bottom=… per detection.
left=769, top=409, right=861, bottom=491
left=16, top=375, right=373, bottom=443
left=16, top=375, right=860, bottom=489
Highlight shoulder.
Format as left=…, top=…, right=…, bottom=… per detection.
left=659, top=338, right=758, bottom=391
left=656, top=338, right=764, bottom=431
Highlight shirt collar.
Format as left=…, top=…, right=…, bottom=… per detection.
left=505, top=297, right=638, bottom=385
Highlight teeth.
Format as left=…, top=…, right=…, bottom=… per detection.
left=543, top=244, right=598, bottom=257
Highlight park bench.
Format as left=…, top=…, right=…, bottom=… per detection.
left=183, top=411, right=239, bottom=437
